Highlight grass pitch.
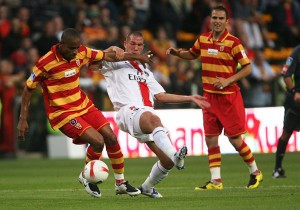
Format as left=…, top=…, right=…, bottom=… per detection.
left=0, top=152, right=299, bottom=210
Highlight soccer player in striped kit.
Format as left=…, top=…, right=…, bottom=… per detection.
left=167, top=5, right=263, bottom=190
left=17, top=28, right=151, bottom=198
left=93, top=31, right=210, bottom=198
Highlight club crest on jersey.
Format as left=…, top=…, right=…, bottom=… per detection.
left=29, top=72, right=36, bottom=81
left=70, top=118, right=82, bottom=130
left=65, top=69, right=76, bottom=78
left=219, top=45, right=224, bottom=52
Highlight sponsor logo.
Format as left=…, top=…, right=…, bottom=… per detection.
left=128, top=74, right=146, bottom=82
left=65, top=69, right=76, bottom=77
left=207, top=48, right=218, bottom=55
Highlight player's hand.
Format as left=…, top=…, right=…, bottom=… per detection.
left=191, top=95, right=210, bottom=109
left=17, top=119, right=29, bottom=141
left=104, top=46, right=125, bottom=60
left=213, top=77, right=229, bottom=90
left=111, top=46, right=124, bottom=60
left=140, top=51, right=153, bottom=68
left=166, top=47, right=182, bottom=56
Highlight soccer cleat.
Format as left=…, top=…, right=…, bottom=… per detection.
left=115, top=181, right=141, bottom=196
left=195, top=181, right=223, bottom=190
left=78, top=171, right=101, bottom=198
left=138, top=186, right=163, bottom=198
left=272, top=168, right=286, bottom=178
left=247, top=170, right=263, bottom=189
left=174, top=146, right=188, bottom=170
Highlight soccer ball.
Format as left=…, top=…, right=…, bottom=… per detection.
left=83, top=160, right=109, bottom=184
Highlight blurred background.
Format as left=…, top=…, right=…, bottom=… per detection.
left=0, top=0, right=299, bottom=158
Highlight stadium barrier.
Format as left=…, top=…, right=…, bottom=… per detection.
left=47, top=107, right=300, bottom=159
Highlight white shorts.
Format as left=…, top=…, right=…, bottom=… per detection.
left=116, top=105, right=156, bottom=143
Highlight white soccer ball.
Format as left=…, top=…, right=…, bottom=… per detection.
left=83, top=160, right=109, bottom=184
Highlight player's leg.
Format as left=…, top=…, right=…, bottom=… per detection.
left=273, top=130, right=291, bottom=178
left=196, top=95, right=223, bottom=190
left=138, top=142, right=171, bottom=198
left=138, top=110, right=187, bottom=169
left=223, top=91, right=263, bottom=189
left=60, top=117, right=105, bottom=198
left=195, top=135, right=223, bottom=190
left=229, top=135, right=263, bottom=188
left=99, top=124, right=140, bottom=196
left=273, top=108, right=298, bottom=178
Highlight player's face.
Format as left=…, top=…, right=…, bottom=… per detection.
left=124, top=35, right=144, bottom=54
left=210, top=10, right=228, bottom=34
left=59, top=38, right=81, bottom=61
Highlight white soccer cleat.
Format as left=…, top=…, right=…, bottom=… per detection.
left=115, top=181, right=141, bottom=196
left=174, top=146, right=188, bottom=170
left=78, top=171, right=101, bottom=198
left=138, top=186, right=163, bottom=198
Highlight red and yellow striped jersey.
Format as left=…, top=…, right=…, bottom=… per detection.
left=26, top=44, right=105, bottom=129
left=189, top=29, right=250, bottom=94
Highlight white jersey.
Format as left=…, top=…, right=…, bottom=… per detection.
left=99, top=60, right=165, bottom=111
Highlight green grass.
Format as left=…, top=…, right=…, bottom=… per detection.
left=0, top=152, right=299, bottom=210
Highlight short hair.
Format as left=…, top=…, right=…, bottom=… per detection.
left=211, top=5, right=228, bottom=20
left=125, top=31, right=144, bottom=41
left=61, top=28, right=80, bottom=43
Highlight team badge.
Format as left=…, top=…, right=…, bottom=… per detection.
left=219, top=45, right=224, bottom=52
left=70, top=118, right=82, bottom=130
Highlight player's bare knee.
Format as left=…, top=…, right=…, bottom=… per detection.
left=103, top=133, right=118, bottom=146
left=90, top=141, right=104, bottom=152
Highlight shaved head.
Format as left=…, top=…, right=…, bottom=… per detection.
left=61, top=28, right=80, bottom=44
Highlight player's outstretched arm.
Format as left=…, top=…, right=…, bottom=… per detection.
left=166, top=47, right=197, bottom=60
left=17, top=86, right=33, bottom=141
left=155, top=92, right=210, bottom=109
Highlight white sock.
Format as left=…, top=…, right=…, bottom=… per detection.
left=142, top=161, right=169, bottom=190
left=248, top=161, right=259, bottom=174
left=210, top=167, right=221, bottom=181
left=152, top=127, right=176, bottom=162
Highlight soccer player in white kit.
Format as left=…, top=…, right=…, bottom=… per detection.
left=92, top=31, right=210, bottom=198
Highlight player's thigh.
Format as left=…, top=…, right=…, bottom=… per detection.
left=221, top=92, right=246, bottom=136
left=59, top=116, right=103, bottom=146
left=82, top=107, right=110, bottom=131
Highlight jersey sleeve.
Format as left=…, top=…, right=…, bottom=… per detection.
left=281, top=46, right=300, bottom=77
left=232, top=40, right=250, bottom=67
left=189, top=36, right=201, bottom=57
left=85, top=46, right=105, bottom=61
left=145, top=69, right=166, bottom=95
left=99, top=61, right=116, bottom=76
left=26, top=60, right=47, bottom=90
